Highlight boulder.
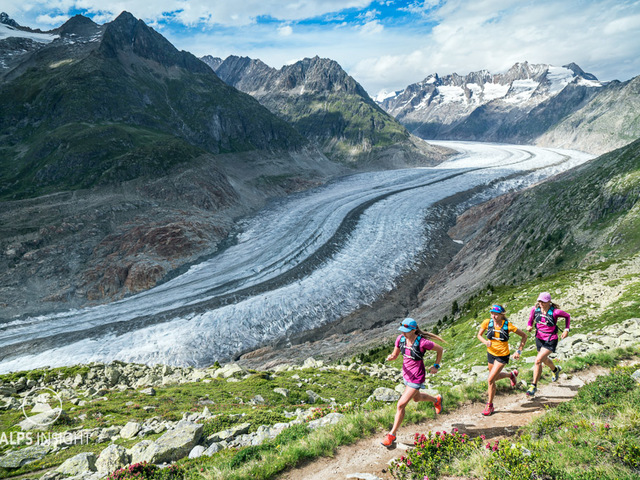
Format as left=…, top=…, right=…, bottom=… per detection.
left=273, top=388, right=289, bottom=398
left=128, top=440, right=153, bottom=465
left=202, top=442, right=222, bottom=456
left=207, top=422, right=251, bottom=443
left=188, top=445, right=206, bottom=459
left=0, top=445, right=50, bottom=469
left=371, top=387, right=400, bottom=402
left=56, top=452, right=97, bottom=476
left=96, top=444, right=129, bottom=474
left=135, top=421, right=203, bottom=464
left=18, top=409, right=68, bottom=431
left=308, top=412, right=344, bottom=430
left=632, top=369, right=640, bottom=384
left=306, top=390, right=321, bottom=404
left=120, top=421, right=142, bottom=439
left=212, top=364, right=244, bottom=379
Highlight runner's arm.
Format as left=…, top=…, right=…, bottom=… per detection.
left=555, top=309, right=571, bottom=339
left=386, top=345, right=401, bottom=362
left=428, top=343, right=444, bottom=374
left=512, top=328, right=527, bottom=359
left=477, top=327, right=491, bottom=348
left=526, top=308, right=535, bottom=332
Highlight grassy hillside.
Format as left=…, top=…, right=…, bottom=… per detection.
left=487, top=138, right=640, bottom=285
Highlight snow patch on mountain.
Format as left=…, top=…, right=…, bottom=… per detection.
left=0, top=23, right=58, bottom=43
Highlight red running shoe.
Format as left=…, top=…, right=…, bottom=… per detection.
left=510, top=369, right=519, bottom=387
left=381, top=433, right=396, bottom=447
left=434, top=394, right=443, bottom=414
left=482, top=403, right=495, bottom=416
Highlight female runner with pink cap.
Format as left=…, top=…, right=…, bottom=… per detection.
left=526, top=292, right=571, bottom=397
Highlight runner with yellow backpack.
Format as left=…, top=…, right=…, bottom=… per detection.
left=476, top=304, right=528, bottom=415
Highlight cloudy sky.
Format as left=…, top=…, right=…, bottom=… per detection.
left=2, top=0, right=640, bottom=96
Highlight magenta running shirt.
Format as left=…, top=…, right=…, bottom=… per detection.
left=527, top=307, right=571, bottom=341
left=395, top=335, right=435, bottom=384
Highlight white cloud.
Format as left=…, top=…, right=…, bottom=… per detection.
left=359, top=19, right=384, bottom=34
left=4, top=0, right=640, bottom=97
left=278, top=24, right=293, bottom=36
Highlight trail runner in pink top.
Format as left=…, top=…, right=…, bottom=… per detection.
left=525, top=292, right=571, bottom=397
left=380, top=318, right=444, bottom=447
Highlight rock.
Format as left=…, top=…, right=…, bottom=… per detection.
left=105, top=366, right=121, bottom=386
left=303, top=357, right=323, bottom=369
left=371, top=387, right=400, bottom=402
left=306, top=390, right=321, bottom=404
left=207, top=422, right=251, bottom=443
left=250, top=395, right=266, bottom=405
left=120, top=421, right=142, bottom=439
left=274, top=388, right=289, bottom=398
left=308, top=412, right=344, bottom=430
left=213, top=364, right=244, bottom=379
left=18, top=409, right=68, bottom=431
left=128, top=440, right=153, bottom=465
left=202, top=442, right=222, bottom=456
left=56, top=452, right=97, bottom=476
left=471, top=365, right=488, bottom=374
left=346, top=474, right=382, bottom=480
left=140, top=387, right=156, bottom=396
left=188, top=445, right=206, bottom=459
left=632, top=369, right=640, bottom=384
left=0, top=386, right=17, bottom=396
left=96, top=444, right=129, bottom=474
left=135, top=421, right=203, bottom=464
left=0, top=445, right=50, bottom=468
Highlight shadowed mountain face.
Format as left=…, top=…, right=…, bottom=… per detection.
left=202, top=55, right=445, bottom=166
left=0, top=12, right=342, bottom=317
left=0, top=12, right=306, bottom=199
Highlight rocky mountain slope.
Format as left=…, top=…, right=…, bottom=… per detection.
left=0, top=13, right=347, bottom=318
left=202, top=55, right=445, bottom=166
left=378, top=61, right=640, bottom=154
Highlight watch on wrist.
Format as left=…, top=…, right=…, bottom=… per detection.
left=433, top=363, right=440, bottom=369
left=516, top=349, right=522, bottom=355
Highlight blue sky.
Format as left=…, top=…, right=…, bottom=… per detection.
left=2, top=0, right=640, bottom=95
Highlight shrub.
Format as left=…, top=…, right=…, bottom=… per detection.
left=389, top=429, right=481, bottom=479
left=484, top=440, right=565, bottom=480
left=108, top=462, right=183, bottom=480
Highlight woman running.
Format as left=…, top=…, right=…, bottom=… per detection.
left=526, top=292, right=571, bottom=396
left=381, top=317, right=444, bottom=447
left=477, top=304, right=527, bottom=415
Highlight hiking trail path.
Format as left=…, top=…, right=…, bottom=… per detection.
left=275, top=365, right=618, bottom=480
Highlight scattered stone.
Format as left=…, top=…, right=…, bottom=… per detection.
left=134, top=421, right=203, bottom=464
left=207, top=422, right=251, bottom=443
left=306, top=390, right=321, bottom=404
left=188, top=445, right=206, bottom=459
left=632, top=369, right=640, bottom=384
left=0, top=445, right=50, bottom=469
left=96, top=444, right=129, bottom=473
left=346, top=474, right=382, bottom=480
left=140, top=387, right=156, bottom=396
left=371, top=387, right=400, bottom=402
left=56, top=452, right=97, bottom=476
left=308, top=412, right=344, bottom=430
left=274, top=388, right=289, bottom=398
left=120, top=421, right=142, bottom=439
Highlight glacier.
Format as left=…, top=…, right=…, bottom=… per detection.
left=0, top=142, right=594, bottom=373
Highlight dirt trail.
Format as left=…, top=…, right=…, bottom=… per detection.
left=275, top=367, right=609, bottom=480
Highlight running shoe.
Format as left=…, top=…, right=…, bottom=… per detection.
left=482, top=403, right=494, bottom=416
left=434, top=394, right=443, bottom=414
left=381, top=433, right=396, bottom=447
left=552, top=365, right=562, bottom=382
left=526, top=384, right=537, bottom=397
left=510, top=369, right=519, bottom=387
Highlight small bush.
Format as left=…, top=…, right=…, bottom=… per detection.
left=108, top=462, right=183, bottom=480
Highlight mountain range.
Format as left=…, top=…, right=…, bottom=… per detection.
left=377, top=61, right=640, bottom=154
left=201, top=54, right=441, bottom=166
left=0, top=11, right=446, bottom=318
